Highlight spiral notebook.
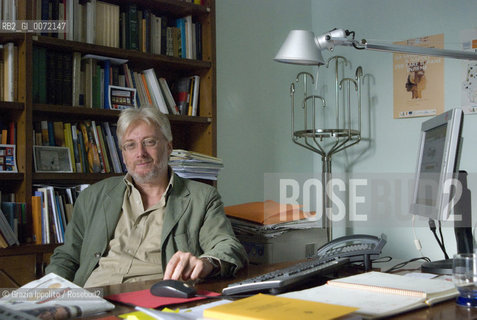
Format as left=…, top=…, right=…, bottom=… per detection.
left=282, top=271, right=459, bottom=319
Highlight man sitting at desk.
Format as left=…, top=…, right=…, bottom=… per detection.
left=46, top=107, right=248, bottom=287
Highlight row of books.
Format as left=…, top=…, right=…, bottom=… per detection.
left=0, top=201, right=25, bottom=247
left=27, top=0, right=203, bottom=59
left=133, top=67, right=200, bottom=116
left=33, top=120, right=126, bottom=174
left=0, top=184, right=88, bottom=247
left=118, top=3, right=203, bottom=59
left=32, top=49, right=201, bottom=116
left=0, top=42, right=18, bottom=102
left=0, top=120, right=16, bottom=145
left=31, top=185, right=88, bottom=245
left=0, top=191, right=16, bottom=245
left=0, top=191, right=15, bottom=203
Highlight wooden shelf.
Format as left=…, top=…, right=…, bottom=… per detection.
left=33, top=104, right=212, bottom=124
left=0, top=173, right=23, bottom=181
left=0, top=101, right=24, bottom=111
left=168, top=114, right=212, bottom=124
left=33, top=104, right=121, bottom=120
left=0, top=33, right=25, bottom=45
left=0, top=243, right=60, bottom=257
left=32, top=35, right=212, bottom=72
left=33, top=172, right=123, bottom=184
left=103, top=0, right=210, bottom=17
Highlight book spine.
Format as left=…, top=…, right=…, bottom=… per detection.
left=31, top=195, right=43, bottom=244
left=90, top=120, right=106, bottom=173
left=71, top=124, right=82, bottom=172
left=64, top=123, right=76, bottom=173
left=79, top=121, right=101, bottom=173
left=96, top=124, right=111, bottom=173
left=62, top=52, right=73, bottom=106
left=102, top=122, right=122, bottom=173
left=76, top=129, right=89, bottom=173
left=38, top=47, right=47, bottom=104
left=3, top=43, right=16, bottom=102
left=103, top=60, right=111, bottom=109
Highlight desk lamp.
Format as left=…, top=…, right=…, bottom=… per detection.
left=274, top=28, right=477, bottom=241
left=275, top=28, right=477, bottom=64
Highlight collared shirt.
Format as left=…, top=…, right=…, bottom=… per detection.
left=84, top=173, right=173, bottom=287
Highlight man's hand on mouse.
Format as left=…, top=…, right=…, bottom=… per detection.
left=163, top=251, right=215, bottom=280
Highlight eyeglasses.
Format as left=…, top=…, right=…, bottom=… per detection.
left=122, top=137, right=160, bottom=152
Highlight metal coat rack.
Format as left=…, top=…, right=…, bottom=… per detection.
left=290, top=56, right=362, bottom=241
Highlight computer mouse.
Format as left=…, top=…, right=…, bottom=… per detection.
left=150, top=279, right=197, bottom=298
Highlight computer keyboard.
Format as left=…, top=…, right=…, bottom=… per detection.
left=222, top=257, right=349, bottom=295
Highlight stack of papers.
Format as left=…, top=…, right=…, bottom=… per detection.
left=225, top=200, right=321, bottom=238
left=169, top=149, right=223, bottom=180
left=281, top=271, right=459, bottom=319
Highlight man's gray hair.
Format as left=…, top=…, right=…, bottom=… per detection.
left=116, top=106, right=173, bottom=145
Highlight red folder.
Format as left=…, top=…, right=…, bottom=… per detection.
left=106, top=289, right=220, bottom=308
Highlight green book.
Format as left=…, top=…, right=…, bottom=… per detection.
left=38, top=47, right=47, bottom=104
left=126, top=4, right=138, bottom=50
left=92, top=64, right=101, bottom=108
left=32, top=46, right=39, bottom=103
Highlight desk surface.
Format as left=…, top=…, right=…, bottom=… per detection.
left=86, top=261, right=477, bottom=320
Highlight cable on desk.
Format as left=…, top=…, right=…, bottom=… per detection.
left=428, top=219, right=449, bottom=260
left=350, top=256, right=392, bottom=270
left=384, top=257, right=431, bottom=273
left=411, top=215, right=424, bottom=256
left=369, top=256, right=392, bottom=264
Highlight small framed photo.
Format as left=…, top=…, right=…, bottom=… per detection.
left=108, top=85, right=137, bottom=110
left=33, top=146, right=73, bottom=173
left=0, top=144, right=17, bottom=172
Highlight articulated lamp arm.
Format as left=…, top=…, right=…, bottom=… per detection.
left=275, top=27, right=477, bottom=65
left=317, top=28, right=477, bottom=61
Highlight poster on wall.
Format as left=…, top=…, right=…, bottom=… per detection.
left=460, top=28, right=477, bottom=114
left=393, top=34, right=445, bottom=118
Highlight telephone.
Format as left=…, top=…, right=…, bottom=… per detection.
left=316, top=233, right=387, bottom=271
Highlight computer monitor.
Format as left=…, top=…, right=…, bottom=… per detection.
left=410, top=108, right=463, bottom=220
left=410, top=108, right=472, bottom=274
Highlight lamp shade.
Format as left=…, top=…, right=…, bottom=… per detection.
left=274, top=30, right=325, bottom=65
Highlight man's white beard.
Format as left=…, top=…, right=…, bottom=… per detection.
left=130, top=158, right=168, bottom=185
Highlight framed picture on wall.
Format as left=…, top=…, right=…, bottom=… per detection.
left=33, top=146, right=73, bottom=173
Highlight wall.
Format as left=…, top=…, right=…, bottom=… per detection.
left=216, top=0, right=477, bottom=262
left=311, top=0, right=477, bottom=260
left=215, top=0, right=313, bottom=206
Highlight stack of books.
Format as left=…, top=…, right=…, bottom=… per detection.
left=169, top=149, right=223, bottom=180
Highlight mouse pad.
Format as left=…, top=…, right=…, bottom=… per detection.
left=106, top=289, right=220, bottom=308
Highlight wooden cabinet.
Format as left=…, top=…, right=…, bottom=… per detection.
left=0, top=244, right=59, bottom=287
left=0, top=0, right=216, bottom=286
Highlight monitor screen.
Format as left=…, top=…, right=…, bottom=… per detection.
left=410, top=108, right=463, bottom=221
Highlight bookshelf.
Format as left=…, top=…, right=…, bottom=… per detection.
left=0, top=0, right=216, bottom=286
